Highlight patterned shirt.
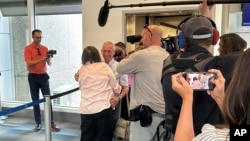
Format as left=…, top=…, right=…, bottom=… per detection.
left=193, top=124, right=230, bottom=141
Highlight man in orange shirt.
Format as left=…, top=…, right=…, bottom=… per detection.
left=24, top=29, right=60, bottom=132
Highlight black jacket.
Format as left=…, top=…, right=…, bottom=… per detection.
left=161, top=45, right=238, bottom=135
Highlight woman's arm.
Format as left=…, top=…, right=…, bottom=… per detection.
left=172, top=73, right=195, bottom=141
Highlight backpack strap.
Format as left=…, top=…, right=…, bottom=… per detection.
left=161, top=52, right=213, bottom=82
left=173, top=53, right=212, bottom=72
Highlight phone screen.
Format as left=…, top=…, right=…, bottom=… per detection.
left=182, top=72, right=216, bottom=91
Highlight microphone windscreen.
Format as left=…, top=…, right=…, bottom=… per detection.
left=98, top=6, right=109, bottom=27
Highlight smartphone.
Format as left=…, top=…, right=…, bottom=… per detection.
left=182, top=72, right=217, bottom=91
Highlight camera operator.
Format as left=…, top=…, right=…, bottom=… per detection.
left=24, top=29, right=60, bottom=132
left=117, top=25, right=169, bottom=140
left=127, top=34, right=180, bottom=55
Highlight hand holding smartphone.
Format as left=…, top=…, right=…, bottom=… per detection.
left=182, top=72, right=217, bottom=91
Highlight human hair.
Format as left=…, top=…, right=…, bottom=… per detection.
left=186, top=27, right=213, bottom=47
left=193, top=77, right=198, bottom=81
left=81, top=46, right=101, bottom=65
left=115, top=42, right=126, bottom=49
left=32, top=29, right=42, bottom=38
left=223, top=48, right=250, bottom=125
left=219, top=33, right=247, bottom=56
left=102, top=41, right=115, bottom=51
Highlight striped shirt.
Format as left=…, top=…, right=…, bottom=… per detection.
left=193, top=124, right=230, bottom=141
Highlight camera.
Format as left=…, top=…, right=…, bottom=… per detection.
left=127, top=35, right=142, bottom=44
left=47, top=50, right=57, bottom=58
left=126, top=35, right=179, bottom=54
left=161, top=36, right=179, bottom=54
left=114, top=49, right=124, bottom=62
left=182, top=72, right=217, bottom=91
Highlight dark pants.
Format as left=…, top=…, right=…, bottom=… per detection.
left=80, top=107, right=114, bottom=141
left=28, top=73, right=54, bottom=124
left=121, top=88, right=131, bottom=120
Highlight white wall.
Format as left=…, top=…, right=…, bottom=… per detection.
left=229, top=12, right=250, bottom=49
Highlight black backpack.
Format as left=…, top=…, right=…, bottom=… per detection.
left=162, top=52, right=215, bottom=78
left=158, top=52, right=215, bottom=141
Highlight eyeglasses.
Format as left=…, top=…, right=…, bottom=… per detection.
left=37, top=48, right=41, bottom=56
left=143, top=25, right=153, bottom=36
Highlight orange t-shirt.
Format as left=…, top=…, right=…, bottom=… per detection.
left=24, top=43, right=48, bottom=74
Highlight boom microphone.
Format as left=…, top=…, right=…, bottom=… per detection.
left=110, top=0, right=250, bottom=8
left=98, top=0, right=110, bottom=27
left=98, top=0, right=250, bottom=27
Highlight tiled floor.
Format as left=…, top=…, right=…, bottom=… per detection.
left=0, top=116, right=81, bottom=141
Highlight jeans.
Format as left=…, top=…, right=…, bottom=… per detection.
left=28, top=73, right=54, bottom=124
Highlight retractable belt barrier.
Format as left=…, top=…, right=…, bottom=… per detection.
left=0, top=87, right=79, bottom=141
left=0, top=87, right=79, bottom=116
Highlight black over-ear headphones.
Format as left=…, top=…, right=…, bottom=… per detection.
left=177, top=16, right=219, bottom=48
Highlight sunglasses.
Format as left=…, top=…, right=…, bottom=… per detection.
left=143, top=25, right=153, bottom=36
left=37, top=48, right=41, bottom=56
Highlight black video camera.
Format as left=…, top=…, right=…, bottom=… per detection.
left=127, top=35, right=142, bottom=44
left=161, top=36, right=179, bottom=54
left=47, top=50, right=57, bottom=58
left=126, top=34, right=179, bottom=54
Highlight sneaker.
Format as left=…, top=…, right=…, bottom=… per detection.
left=34, top=124, right=42, bottom=131
left=51, top=123, right=60, bottom=132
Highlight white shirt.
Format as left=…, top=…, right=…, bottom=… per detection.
left=193, top=124, right=230, bottom=141
left=78, top=62, right=120, bottom=114
left=107, top=58, right=128, bottom=87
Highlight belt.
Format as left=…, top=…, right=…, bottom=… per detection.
left=29, top=73, right=46, bottom=76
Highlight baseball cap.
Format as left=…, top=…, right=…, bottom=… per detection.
left=181, top=16, right=213, bottom=39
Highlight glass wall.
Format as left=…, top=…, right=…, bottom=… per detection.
left=0, top=1, right=28, bottom=104
left=0, top=0, right=82, bottom=108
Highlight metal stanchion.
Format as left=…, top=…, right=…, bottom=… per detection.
left=0, top=115, right=7, bottom=124
left=0, top=72, right=8, bottom=124
left=44, top=95, right=52, bottom=141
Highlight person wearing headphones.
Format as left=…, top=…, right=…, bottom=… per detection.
left=161, top=0, right=237, bottom=137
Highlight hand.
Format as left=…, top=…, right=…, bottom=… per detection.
left=207, top=69, right=225, bottom=105
left=46, top=57, right=52, bottom=66
left=41, top=57, right=47, bottom=62
left=110, top=95, right=120, bottom=109
left=199, top=0, right=214, bottom=18
left=171, top=73, right=193, bottom=100
left=74, top=70, right=79, bottom=82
